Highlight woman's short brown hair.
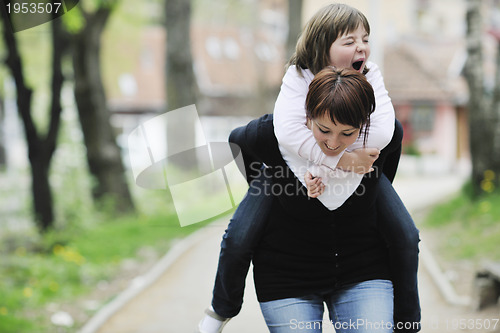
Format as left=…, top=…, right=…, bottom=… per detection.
left=305, top=67, right=375, bottom=144
left=288, top=3, right=370, bottom=75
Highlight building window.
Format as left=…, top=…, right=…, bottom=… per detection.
left=411, top=103, right=435, bottom=132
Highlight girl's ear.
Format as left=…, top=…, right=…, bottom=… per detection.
left=306, top=117, right=312, bottom=130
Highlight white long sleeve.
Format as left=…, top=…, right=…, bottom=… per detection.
left=273, top=62, right=395, bottom=210
left=273, top=67, right=345, bottom=168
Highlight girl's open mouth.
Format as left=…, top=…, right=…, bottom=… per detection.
left=352, top=61, right=363, bottom=71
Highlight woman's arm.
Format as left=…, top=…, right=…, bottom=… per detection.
left=229, top=119, right=264, bottom=183
left=229, top=114, right=284, bottom=181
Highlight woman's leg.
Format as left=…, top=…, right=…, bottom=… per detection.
left=260, top=296, right=325, bottom=333
left=326, top=279, right=394, bottom=333
left=211, top=167, right=274, bottom=318
left=376, top=175, right=421, bottom=332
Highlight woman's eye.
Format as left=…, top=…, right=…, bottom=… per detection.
left=319, top=128, right=330, bottom=134
left=343, top=132, right=355, bottom=137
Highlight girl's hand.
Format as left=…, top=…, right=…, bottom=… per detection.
left=305, top=171, right=325, bottom=198
left=337, top=148, right=379, bottom=174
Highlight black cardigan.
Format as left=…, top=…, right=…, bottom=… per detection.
left=229, top=114, right=392, bottom=302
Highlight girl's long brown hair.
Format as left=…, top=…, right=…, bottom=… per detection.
left=288, top=3, right=370, bottom=75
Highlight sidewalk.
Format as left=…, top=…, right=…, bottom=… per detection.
left=80, top=171, right=498, bottom=333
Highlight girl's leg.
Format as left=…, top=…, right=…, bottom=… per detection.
left=380, top=119, right=404, bottom=183
left=260, top=296, right=324, bottom=333
left=326, top=279, right=394, bottom=333
left=376, top=174, right=421, bottom=332
left=211, top=167, right=274, bottom=318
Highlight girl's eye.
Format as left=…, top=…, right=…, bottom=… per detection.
left=319, top=128, right=330, bottom=134
left=343, top=132, right=355, bottom=137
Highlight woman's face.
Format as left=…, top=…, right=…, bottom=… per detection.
left=309, top=115, right=360, bottom=156
left=328, top=25, right=370, bottom=73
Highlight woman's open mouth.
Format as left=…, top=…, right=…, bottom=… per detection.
left=352, top=60, right=364, bottom=71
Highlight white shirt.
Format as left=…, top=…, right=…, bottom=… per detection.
left=273, top=62, right=395, bottom=210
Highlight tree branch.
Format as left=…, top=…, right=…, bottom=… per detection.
left=0, top=6, right=38, bottom=149
left=46, top=16, right=69, bottom=157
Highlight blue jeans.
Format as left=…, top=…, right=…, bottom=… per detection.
left=212, top=120, right=421, bottom=331
left=259, top=280, right=394, bottom=333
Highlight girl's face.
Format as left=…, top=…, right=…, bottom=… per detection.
left=328, top=25, right=370, bottom=73
left=309, top=115, right=360, bottom=157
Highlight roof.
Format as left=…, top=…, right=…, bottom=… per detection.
left=191, top=24, right=285, bottom=97
left=384, top=37, right=467, bottom=104
left=108, top=25, right=286, bottom=114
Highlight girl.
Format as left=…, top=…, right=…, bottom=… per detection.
left=199, top=4, right=420, bottom=333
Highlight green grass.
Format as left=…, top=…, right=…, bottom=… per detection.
left=423, top=187, right=500, bottom=261
left=0, top=206, right=215, bottom=333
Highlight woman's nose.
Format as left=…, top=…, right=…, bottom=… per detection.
left=327, top=135, right=339, bottom=147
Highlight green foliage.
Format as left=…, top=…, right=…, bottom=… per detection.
left=424, top=184, right=500, bottom=260
left=0, top=95, right=217, bottom=332
left=77, top=0, right=119, bottom=13
left=403, top=143, right=421, bottom=156
left=62, top=5, right=85, bottom=34
left=0, top=206, right=206, bottom=332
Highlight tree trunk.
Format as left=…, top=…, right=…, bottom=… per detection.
left=0, top=11, right=67, bottom=231
left=72, top=8, right=135, bottom=213
left=464, top=0, right=492, bottom=195
left=464, top=0, right=500, bottom=195
left=165, top=0, right=198, bottom=168
left=286, top=0, right=303, bottom=61
left=0, top=97, right=5, bottom=167
left=31, top=143, right=53, bottom=231
left=490, top=42, right=500, bottom=180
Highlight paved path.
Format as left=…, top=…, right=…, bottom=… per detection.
left=80, top=172, right=500, bottom=333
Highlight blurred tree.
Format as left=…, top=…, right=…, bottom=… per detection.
left=286, top=0, right=303, bottom=61
left=464, top=0, right=500, bottom=196
left=68, top=1, right=135, bottom=213
left=0, top=98, right=4, bottom=168
left=0, top=12, right=69, bottom=231
left=165, top=0, right=198, bottom=168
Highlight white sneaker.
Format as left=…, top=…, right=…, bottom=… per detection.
left=197, top=308, right=230, bottom=333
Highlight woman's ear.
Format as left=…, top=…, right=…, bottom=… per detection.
left=306, top=117, right=312, bottom=130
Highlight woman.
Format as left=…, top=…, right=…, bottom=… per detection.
left=199, top=4, right=420, bottom=333
left=230, top=67, right=394, bottom=332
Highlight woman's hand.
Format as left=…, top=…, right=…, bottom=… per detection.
left=337, top=148, right=379, bottom=174
left=305, top=171, right=325, bottom=198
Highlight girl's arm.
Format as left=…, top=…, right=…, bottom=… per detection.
left=273, top=67, right=345, bottom=168
left=273, top=63, right=395, bottom=173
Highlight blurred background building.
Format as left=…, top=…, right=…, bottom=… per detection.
left=5, top=0, right=499, bottom=174
left=102, top=0, right=483, bottom=175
